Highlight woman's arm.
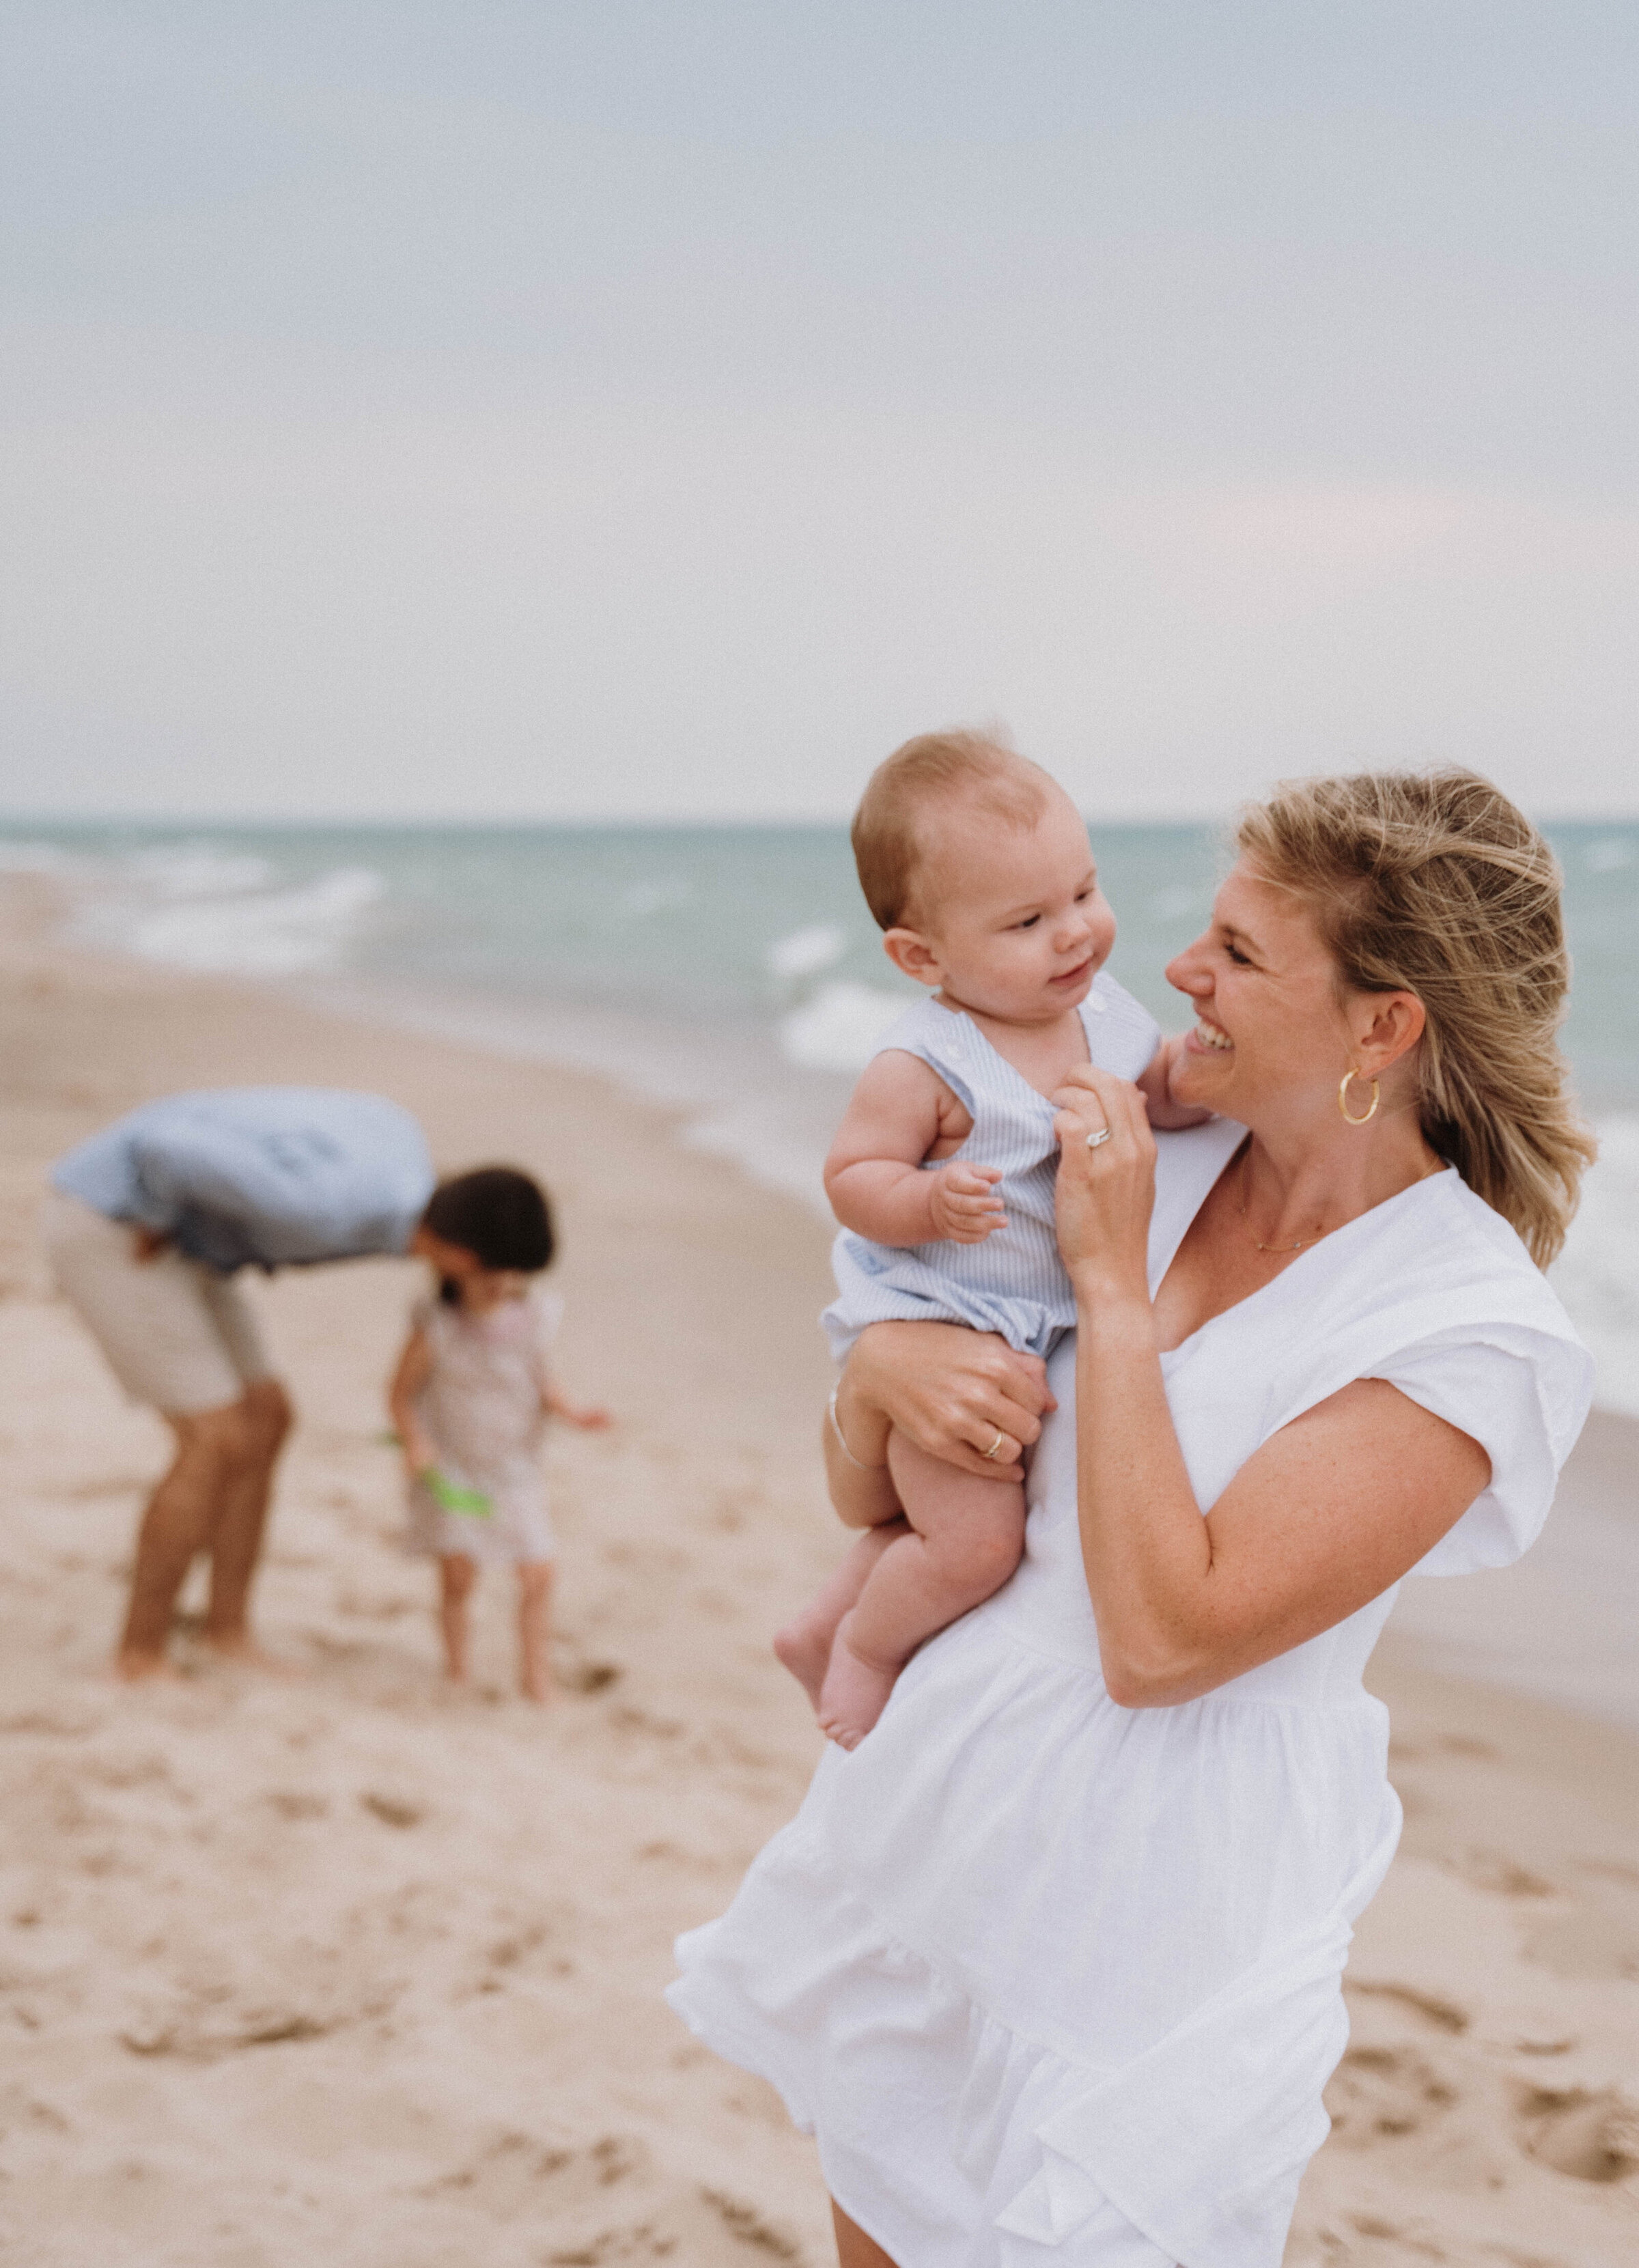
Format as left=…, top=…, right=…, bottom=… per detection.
left=821, top=1388, right=903, bottom=1530
left=835, top=1322, right=1054, bottom=1484
left=1052, top=1069, right=1491, bottom=1707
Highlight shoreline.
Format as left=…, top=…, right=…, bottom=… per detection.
left=2, top=879, right=1638, bottom=2261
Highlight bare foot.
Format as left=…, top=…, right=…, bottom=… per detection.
left=817, top=1621, right=899, bottom=1750
left=111, top=1650, right=188, bottom=1685
left=773, top=1612, right=836, bottom=1711
left=196, top=1634, right=304, bottom=1679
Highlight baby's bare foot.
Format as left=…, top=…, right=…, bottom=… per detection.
left=817, top=1625, right=899, bottom=1750
left=773, top=1613, right=835, bottom=1711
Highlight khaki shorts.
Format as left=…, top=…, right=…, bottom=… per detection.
left=42, top=1192, right=277, bottom=1416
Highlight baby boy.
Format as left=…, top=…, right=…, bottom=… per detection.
left=775, top=729, right=1204, bottom=1746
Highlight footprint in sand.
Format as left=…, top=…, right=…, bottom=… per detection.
left=1517, top=2085, right=1639, bottom=2184
left=1325, top=2043, right=1457, bottom=2144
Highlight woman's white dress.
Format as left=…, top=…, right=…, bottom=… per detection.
left=668, top=1119, right=1592, bottom=2267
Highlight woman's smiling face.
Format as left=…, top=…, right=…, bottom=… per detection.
left=1165, top=862, right=1357, bottom=1120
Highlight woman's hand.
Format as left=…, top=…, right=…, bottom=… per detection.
left=1052, top=1065, right=1157, bottom=1301
left=842, top=1320, right=1054, bottom=1481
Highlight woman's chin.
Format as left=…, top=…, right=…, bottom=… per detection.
left=1171, top=1062, right=1233, bottom=1115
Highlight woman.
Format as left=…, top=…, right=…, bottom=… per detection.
left=669, top=770, right=1595, bottom=2267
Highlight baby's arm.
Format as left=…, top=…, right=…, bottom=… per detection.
left=824, top=1050, right=1005, bottom=1246
left=387, top=1326, right=438, bottom=1480
left=1134, top=1035, right=1214, bottom=1130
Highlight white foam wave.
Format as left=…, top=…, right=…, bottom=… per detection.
left=620, top=878, right=692, bottom=918
left=0, top=838, right=77, bottom=874
left=124, top=843, right=277, bottom=898
left=779, top=980, right=906, bottom=1073
left=80, top=865, right=386, bottom=977
left=766, top=923, right=847, bottom=980
left=1553, top=1115, right=1639, bottom=1419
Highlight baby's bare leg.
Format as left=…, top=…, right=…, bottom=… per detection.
left=817, top=1433, right=1024, bottom=1750
left=774, top=1517, right=911, bottom=1709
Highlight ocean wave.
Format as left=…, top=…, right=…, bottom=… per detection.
left=76, top=864, right=387, bottom=978
left=766, top=923, right=847, bottom=980
left=0, top=838, right=79, bottom=874
left=122, top=843, right=277, bottom=899
left=1554, top=1115, right=1639, bottom=1418
left=778, top=980, right=906, bottom=1072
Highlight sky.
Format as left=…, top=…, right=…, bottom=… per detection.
left=1, top=1, right=1636, bottom=822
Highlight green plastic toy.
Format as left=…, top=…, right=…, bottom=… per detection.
left=424, top=1470, right=494, bottom=1519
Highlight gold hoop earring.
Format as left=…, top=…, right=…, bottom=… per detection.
left=1339, top=1068, right=1379, bottom=1125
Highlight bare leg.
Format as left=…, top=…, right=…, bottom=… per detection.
left=117, top=1396, right=265, bottom=1679
left=817, top=1431, right=1024, bottom=1749
left=438, top=1553, right=477, bottom=1683
left=517, top=1560, right=555, bottom=1703
left=774, top=1517, right=910, bottom=1709
left=832, top=2200, right=898, bottom=2267
left=199, top=1379, right=293, bottom=1666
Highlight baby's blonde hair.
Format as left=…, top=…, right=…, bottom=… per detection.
left=851, top=728, right=1056, bottom=931
left=1237, top=768, right=1595, bottom=1268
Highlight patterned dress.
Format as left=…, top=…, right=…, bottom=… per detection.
left=402, top=1288, right=562, bottom=1564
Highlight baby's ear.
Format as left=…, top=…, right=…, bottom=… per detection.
left=882, top=927, right=943, bottom=988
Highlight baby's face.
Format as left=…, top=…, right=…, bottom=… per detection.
left=908, top=789, right=1117, bottom=1023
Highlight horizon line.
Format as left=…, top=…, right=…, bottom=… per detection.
left=3, top=807, right=1638, bottom=833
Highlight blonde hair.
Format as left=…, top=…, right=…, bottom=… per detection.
left=851, top=729, right=1054, bottom=930
left=1237, top=768, right=1595, bottom=1268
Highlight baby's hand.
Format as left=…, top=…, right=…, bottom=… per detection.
left=927, top=1162, right=1006, bottom=1244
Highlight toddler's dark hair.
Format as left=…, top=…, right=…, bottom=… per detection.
left=421, top=1167, right=555, bottom=1303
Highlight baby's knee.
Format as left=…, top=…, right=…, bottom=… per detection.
left=964, top=1509, right=1026, bottom=1591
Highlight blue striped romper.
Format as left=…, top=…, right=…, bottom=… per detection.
left=823, top=972, right=1163, bottom=1362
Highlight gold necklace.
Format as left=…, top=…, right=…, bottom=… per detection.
left=1236, top=1148, right=1331, bottom=1255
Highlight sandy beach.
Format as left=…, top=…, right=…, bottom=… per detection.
left=1, top=876, right=1636, bottom=2267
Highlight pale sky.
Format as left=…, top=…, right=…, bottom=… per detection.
left=3, top=2, right=1636, bottom=821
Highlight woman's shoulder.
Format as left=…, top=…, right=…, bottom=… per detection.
left=1336, top=1167, right=1575, bottom=1335
left=1286, top=1168, right=1592, bottom=1512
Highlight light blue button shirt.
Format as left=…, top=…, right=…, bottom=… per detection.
left=53, top=1089, right=434, bottom=1274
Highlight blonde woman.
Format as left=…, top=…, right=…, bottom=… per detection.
left=671, top=770, right=1595, bottom=2268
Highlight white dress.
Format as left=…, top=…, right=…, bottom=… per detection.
left=402, top=1289, right=562, bottom=1565
left=668, top=1119, right=1593, bottom=2267
left=823, top=973, right=1162, bottom=1360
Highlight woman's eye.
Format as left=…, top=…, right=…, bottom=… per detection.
left=1224, top=941, right=1250, bottom=966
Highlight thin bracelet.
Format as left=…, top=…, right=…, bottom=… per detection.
left=827, top=1386, right=880, bottom=1471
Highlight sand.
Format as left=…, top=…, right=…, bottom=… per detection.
left=0, top=876, right=1636, bottom=2267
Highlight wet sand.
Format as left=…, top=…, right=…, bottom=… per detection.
left=1, top=878, right=1636, bottom=2265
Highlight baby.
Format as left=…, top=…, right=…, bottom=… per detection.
left=389, top=1166, right=610, bottom=1703
left=774, top=730, right=1203, bottom=1746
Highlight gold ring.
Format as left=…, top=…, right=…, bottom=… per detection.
left=982, top=1429, right=1008, bottom=1461
left=1086, top=1124, right=1113, bottom=1149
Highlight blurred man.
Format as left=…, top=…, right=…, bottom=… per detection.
left=43, top=1088, right=434, bottom=1681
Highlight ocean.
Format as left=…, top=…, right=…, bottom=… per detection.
left=4, top=817, right=1638, bottom=1418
